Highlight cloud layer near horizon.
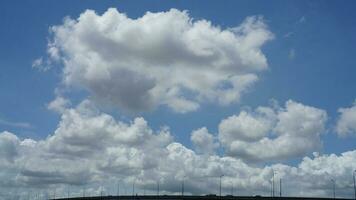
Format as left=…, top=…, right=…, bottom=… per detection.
left=44, top=8, right=273, bottom=113
left=0, top=100, right=355, bottom=199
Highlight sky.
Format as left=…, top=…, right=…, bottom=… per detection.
left=0, top=0, right=356, bottom=199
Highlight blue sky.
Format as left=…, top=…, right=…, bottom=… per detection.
left=1, top=0, right=355, bottom=156
left=0, top=0, right=356, bottom=198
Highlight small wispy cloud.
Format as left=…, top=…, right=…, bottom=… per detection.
left=298, top=16, right=306, bottom=24
left=284, top=31, right=294, bottom=38
left=31, top=57, right=51, bottom=72
left=289, top=48, right=296, bottom=60
left=0, top=118, right=33, bottom=129
left=284, top=16, right=306, bottom=38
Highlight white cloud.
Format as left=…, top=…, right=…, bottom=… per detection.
left=336, top=100, right=356, bottom=137
left=0, top=100, right=355, bottom=199
left=289, top=48, right=295, bottom=60
left=31, top=57, right=52, bottom=72
left=219, top=100, right=327, bottom=162
left=0, top=119, right=32, bottom=129
left=0, top=131, right=20, bottom=163
left=47, top=96, right=71, bottom=113
left=219, top=107, right=275, bottom=143
left=298, top=16, right=306, bottom=24
left=45, top=8, right=273, bottom=113
left=14, top=100, right=173, bottom=187
left=190, top=127, right=218, bottom=155
left=284, top=31, right=294, bottom=38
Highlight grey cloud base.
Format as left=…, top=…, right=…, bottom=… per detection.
left=0, top=100, right=355, bottom=199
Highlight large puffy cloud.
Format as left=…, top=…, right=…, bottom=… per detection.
left=44, top=8, right=273, bottom=113
left=335, top=100, right=356, bottom=137
left=0, top=100, right=355, bottom=199
left=219, top=100, right=328, bottom=162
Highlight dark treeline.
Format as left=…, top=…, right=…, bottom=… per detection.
left=52, top=195, right=354, bottom=200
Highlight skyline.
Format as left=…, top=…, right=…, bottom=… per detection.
left=0, top=1, right=356, bottom=199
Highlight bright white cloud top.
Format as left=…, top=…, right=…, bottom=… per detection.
left=45, top=8, right=273, bottom=113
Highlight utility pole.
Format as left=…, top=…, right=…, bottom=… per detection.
left=219, top=174, right=224, bottom=199
left=272, top=169, right=276, bottom=197
left=181, top=179, right=184, bottom=197
left=353, top=170, right=356, bottom=200
left=117, top=181, right=120, bottom=198
left=230, top=181, right=234, bottom=196
left=132, top=179, right=136, bottom=197
left=157, top=180, right=160, bottom=196
left=279, top=178, right=282, bottom=197
left=181, top=175, right=186, bottom=197
left=331, top=179, right=335, bottom=199
left=67, top=185, right=70, bottom=199
left=83, top=186, right=85, bottom=198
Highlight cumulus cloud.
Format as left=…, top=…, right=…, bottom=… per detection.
left=0, top=131, right=20, bottom=163
left=0, top=100, right=355, bottom=199
left=335, top=100, right=356, bottom=137
left=0, top=100, right=173, bottom=193
left=43, top=8, right=273, bottom=113
left=190, top=127, right=218, bottom=155
left=47, top=96, right=71, bottom=113
left=219, top=100, right=328, bottom=162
